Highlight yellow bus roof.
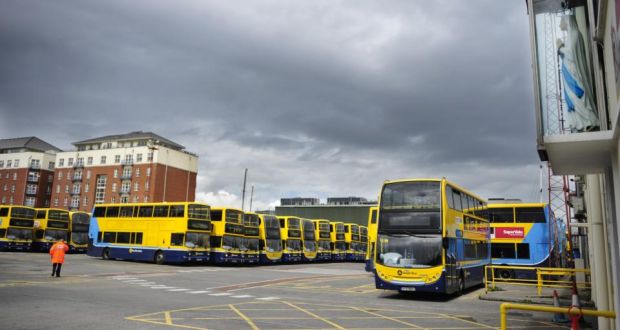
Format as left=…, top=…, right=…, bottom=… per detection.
left=487, top=202, right=547, bottom=209
left=382, top=178, right=486, bottom=202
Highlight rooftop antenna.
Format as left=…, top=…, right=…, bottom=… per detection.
left=241, top=168, right=248, bottom=211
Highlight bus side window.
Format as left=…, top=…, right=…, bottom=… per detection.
left=279, top=219, right=285, bottom=228
left=106, top=207, right=120, bottom=217
left=135, top=233, right=143, bottom=245
left=119, top=206, right=134, bottom=217
left=210, top=236, right=221, bottom=248
left=0, top=207, right=8, bottom=217
left=170, top=205, right=185, bottom=217
left=170, top=233, right=184, bottom=246
left=36, top=210, right=47, bottom=219
left=36, top=230, right=44, bottom=239
left=97, top=232, right=103, bottom=242
left=138, top=206, right=154, bottom=217
left=211, top=210, right=222, bottom=221
left=103, top=232, right=116, bottom=243
left=0, top=228, right=5, bottom=237
left=452, top=190, right=462, bottom=211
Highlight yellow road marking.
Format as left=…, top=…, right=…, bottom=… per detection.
left=282, top=301, right=346, bottom=330
left=229, top=304, right=260, bottom=330
left=351, top=307, right=425, bottom=329
left=441, top=314, right=496, bottom=329
left=164, top=311, right=173, bottom=325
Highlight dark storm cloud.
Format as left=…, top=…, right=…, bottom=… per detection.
left=0, top=0, right=542, bottom=206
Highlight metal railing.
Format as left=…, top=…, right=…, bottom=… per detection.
left=485, top=265, right=591, bottom=296
left=499, top=303, right=615, bottom=330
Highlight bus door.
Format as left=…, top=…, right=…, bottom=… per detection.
left=445, top=238, right=458, bottom=293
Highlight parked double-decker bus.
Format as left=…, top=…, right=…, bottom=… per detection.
left=344, top=223, right=360, bottom=261
left=359, top=225, right=368, bottom=262
left=32, top=208, right=70, bottom=252
left=210, top=207, right=244, bottom=264
left=301, top=218, right=317, bottom=262
left=365, top=206, right=378, bottom=271
left=0, top=206, right=35, bottom=251
left=242, top=212, right=260, bottom=264
left=330, top=221, right=346, bottom=261
left=258, top=214, right=282, bottom=264
left=278, top=216, right=302, bottom=262
left=68, top=211, right=90, bottom=253
left=313, top=219, right=332, bottom=261
left=374, top=178, right=490, bottom=294
left=87, top=202, right=211, bottom=264
left=487, top=202, right=559, bottom=279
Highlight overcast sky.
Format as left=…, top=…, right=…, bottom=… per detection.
left=0, top=0, right=543, bottom=210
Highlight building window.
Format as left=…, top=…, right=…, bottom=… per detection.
left=112, top=183, right=117, bottom=193
left=145, top=181, right=149, bottom=192
left=113, top=169, right=118, bottom=178
left=71, top=195, right=80, bottom=208
left=114, top=155, right=121, bottom=163
left=122, top=168, right=131, bottom=178
left=48, top=174, right=53, bottom=182
left=3, top=184, right=7, bottom=191
left=147, top=152, right=153, bottom=161
left=0, top=160, right=4, bottom=168
left=120, top=196, right=129, bottom=203
left=83, top=197, right=88, bottom=207
left=27, top=171, right=39, bottom=182
left=87, top=157, right=93, bottom=165
left=48, top=161, right=55, bottom=170
left=133, top=196, right=139, bottom=202
left=68, top=158, right=74, bottom=166
left=136, top=154, right=143, bottom=162
left=13, top=160, right=19, bottom=168
left=9, top=196, right=14, bottom=204
left=121, top=182, right=130, bottom=194
left=58, top=159, right=64, bottom=167
left=13, top=173, right=17, bottom=180
left=24, top=197, right=35, bottom=207
left=135, top=168, right=140, bottom=177
left=72, top=183, right=81, bottom=195
left=73, top=170, right=82, bottom=181
left=85, top=183, right=89, bottom=193
left=44, top=200, right=49, bottom=207
left=111, top=197, right=116, bottom=203
left=100, top=156, right=106, bottom=165
left=30, top=159, right=40, bottom=169
left=1, top=196, right=5, bottom=204
left=58, top=171, right=63, bottom=180
left=134, top=182, right=139, bottom=192
left=146, top=168, right=151, bottom=177
left=56, top=184, right=60, bottom=193
left=6, top=160, right=11, bottom=168
left=124, top=155, right=133, bottom=164
left=63, top=197, right=68, bottom=207
left=76, top=157, right=84, bottom=166
left=95, top=175, right=107, bottom=204
left=144, top=196, right=149, bottom=202
left=10, top=185, right=15, bottom=193
left=65, top=185, right=69, bottom=193
left=53, top=198, right=58, bottom=207
left=26, top=184, right=37, bottom=194
left=86, top=170, right=91, bottom=179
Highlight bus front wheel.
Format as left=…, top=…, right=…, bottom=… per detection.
left=154, top=251, right=165, bottom=265
left=458, top=273, right=465, bottom=295
left=102, top=248, right=111, bottom=260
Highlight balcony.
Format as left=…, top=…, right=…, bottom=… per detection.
left=121, top=159, right=134, bottom=166
left=25, top=189, right=37, bottom=196
left=29, top=163, right=41, bottom=170
left=119, top=188, right=131, bottom=195
left=120, top=173, right=132, bottom=180
left=70, top=189, right=81, bottom=195
left=527, top=0, right=614, bottom=174
left=70, top=202, right=80, bottom=209
left=27, top=176, right=39, bottom=183
left=73, top=162, right=84, bottom=169
left=72, top=175, right=83, bottom=182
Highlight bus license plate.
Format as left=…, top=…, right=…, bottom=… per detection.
left=401, top=287, right=416, bottom=292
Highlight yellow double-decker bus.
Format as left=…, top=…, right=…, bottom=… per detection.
left=242, top=212, right=260, bottom=264
left=210, top=207, right=244, bottom=264
left=69, top=211, right=90, bottom=253
left=87, top=202, right=211, bottom=264
left=365, top=206, right=378, bottom=271
left=0, top=206, right=35, bottom=251
left=258, top=213, right=282, bottom=264
left=330, top=221, right=346, bottom=261
left=374, top=178, right=489, bottom=294
left=313, top=219, right=332, bottom=261
left=344, top=223, right=360, bottom=261
left=359, top=225, right=368, bottom=262
left=277, top=216, right=302, bottom=262
left=301, top=218, right=317, bottom=262
left=33, top=208, right=70, bottom=252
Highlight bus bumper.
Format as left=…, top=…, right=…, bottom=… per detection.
left=332, top=253, right=346, bottom=261
left=345, top=253, right=357, bottom=261
left=259, top=254, right=281, bottom=264
left=0, top=241, right=31, bottom=251
left=282, top=253, right=302, bottom=263
left=211, top=252, right=241, bottom=264
left=374, top=272, right=445, bottom=293
left=31, top=241, right=53, bottom=252
left=316, top=253, right=331, bottom=261
left=242, top=254, right=259, bottom=264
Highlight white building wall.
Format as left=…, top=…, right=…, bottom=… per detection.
left=0, top=151, right=57, bottom=170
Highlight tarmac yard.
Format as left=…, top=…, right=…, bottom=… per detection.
left=0, top=253, right=570, bottom=330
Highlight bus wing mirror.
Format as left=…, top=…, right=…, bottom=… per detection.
left=442, top=238, right=449, bottom=250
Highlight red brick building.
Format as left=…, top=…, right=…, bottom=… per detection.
left=50, top=131, right=198, bottom=211
left=0, top=137, right=61, bottom=207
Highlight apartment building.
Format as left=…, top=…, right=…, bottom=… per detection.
left=526, top=1, right=620, bottom=328
left=0, top=137, right=60, bottom=207
left=50, top=131, right=198, bottom=212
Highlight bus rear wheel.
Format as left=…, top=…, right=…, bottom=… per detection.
left=154, top=251, right=165, bottom=265
left=498, top=269, right=513, bottom=280
left=458, top=274, right=465, bottom=295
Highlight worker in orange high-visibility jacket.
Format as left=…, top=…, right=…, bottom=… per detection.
left=49, top=239, right=69, bottom=277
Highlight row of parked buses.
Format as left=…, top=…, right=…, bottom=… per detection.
left=0, top=206, right=91, bottom=253
left=363, top=178, right=567, bottom=295
left=84, top=202, right=368, bottom=265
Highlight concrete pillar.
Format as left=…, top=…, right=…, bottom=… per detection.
left=586, top=174, right=610, bottom=330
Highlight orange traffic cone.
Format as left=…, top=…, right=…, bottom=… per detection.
left=552, top=290, right=568, bottom=323
left=569, top=285, right=582, bottom=330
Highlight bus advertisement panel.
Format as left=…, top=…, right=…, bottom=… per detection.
left=0, top=206, right=35, bottom=251
left=258, top=214, right=282, bottom=264
left=32, top=208, right=70, bottom=252
left=374, top=178, right=490, bottom=295
left=87, top=203, right=211, bottom=264
left=210, top=207, right=244, bottom=264
left=488, top=203, right=561, bottom=279
left=69, top=211, right=90, bottom=253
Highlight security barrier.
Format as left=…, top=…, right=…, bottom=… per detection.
left=485, top=265, right=590, bottom=296
left=499, top=302, right=615, bottom=330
